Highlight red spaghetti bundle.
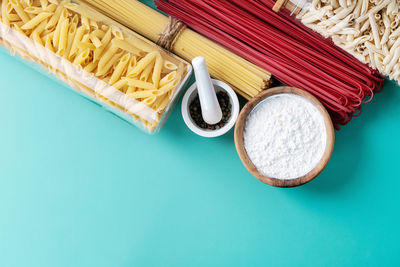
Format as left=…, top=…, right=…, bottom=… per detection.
left=155, top=0, right=384, bottom=127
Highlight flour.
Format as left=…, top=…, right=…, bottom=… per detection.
left=243, top=94, right=327, bottom=180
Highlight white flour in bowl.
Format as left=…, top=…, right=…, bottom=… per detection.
left=243, top=94, right=327, bottom=180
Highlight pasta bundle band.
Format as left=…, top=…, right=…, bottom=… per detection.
left=0, top=0, right=191, bottom=133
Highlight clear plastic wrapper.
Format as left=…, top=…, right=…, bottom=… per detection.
left=0, top=0, right=192, bottom=133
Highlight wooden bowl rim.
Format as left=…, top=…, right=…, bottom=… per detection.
left=234, top=87, right=335, bottom=188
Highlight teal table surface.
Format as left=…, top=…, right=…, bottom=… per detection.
left=1, top=1, right=400, bottom=267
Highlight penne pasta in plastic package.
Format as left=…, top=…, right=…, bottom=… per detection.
left=0, top=0, right=192, bottom=134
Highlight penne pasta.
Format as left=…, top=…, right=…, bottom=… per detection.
left=158, top=79, right=178, bottom=95
left=89, top=33, right=101, bottom=48
left=97, top=43, right=118, bottom=70
left=44, top=32, right=55, bottom=51
left=51, top=8, right=67, bottom=47
left=111, top=79, right=128, bottom=90
left=96, top=50, right=123, bottom=76
left=24, top=6, right=45, bottom=14
left=128, top=89, right=160, bottom=99
left=83, top=61, right=97, bottom=72
left=152, top=53, right=163, bottom=88
left=45, top=1, right=62, bottom=29
left=63, top=19, right=76, bottom=57
left=73, top=47, right=90, bottom=65
left=139, top=60, right=153, bottom=82
left=127, top=51, right=157, bottom=77
left=124, top=78, right=156, bottom=90
left=21, top=11, right=52, bottom=29
left=93, top=27, right=111, bottom=61
left=159, top=71, right=176, bottom=87
left=31, top=29, right=43, bottom=45
left=10, top=0, right=30, bottom=23
left=143, top=96, right=156, bottom=105
left=0, top=0, right=190, bottom=133
left=7, top=14, right=22, bottom=22
left=76, top=40, right=94, bottom=50
left=68, top=24, right=85, bottom=57
left=111, top=38, right=143, bottom=56
left=110, top=53, right=130, bottom=85
left=111, top=25, right=123, bottom=40
left=90, top=29, right=105, bottom=38
left=163, top=60, right=178, bottom=71
left=1, top=0, right=10, bottom=26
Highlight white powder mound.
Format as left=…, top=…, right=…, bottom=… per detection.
left=243, top=94, right=327, bottom=180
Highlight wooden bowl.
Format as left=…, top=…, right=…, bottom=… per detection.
left=234, top=87, right=335, bottom=188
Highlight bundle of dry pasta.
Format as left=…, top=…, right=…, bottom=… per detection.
left=298, top=0, right=400, bottom=83
left=75, top=0, right=272, bottom=99
left=0, top=0, right=191, bottom=133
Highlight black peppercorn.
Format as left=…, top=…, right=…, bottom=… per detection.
left=188, top=91, right=232, bottom=130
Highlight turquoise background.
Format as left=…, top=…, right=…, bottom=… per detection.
left=1, top=1, right=400, bottom=266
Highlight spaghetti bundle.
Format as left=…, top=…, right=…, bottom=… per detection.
left=155, top=0, right=384, bottom=127
left=75, top=0, right=272, bottom=99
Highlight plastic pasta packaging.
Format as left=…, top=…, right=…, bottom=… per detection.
left=286, top=0, right=400, bottom=84
left=0, top=0, right=192, bottom=134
